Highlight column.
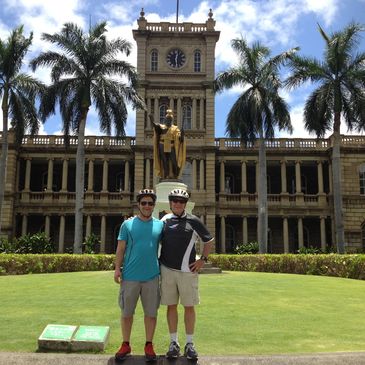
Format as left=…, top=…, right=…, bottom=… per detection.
left=192, top=98, right=197, bottom=129
left=192, top=159, right=197, bottom=190
left=298, top=217, right=304, bottom=248
left=295, top=160, right=301, bottom=193
left=242, top=216, right=248, bottom=244
left=24, top=158, right=32, bottom=190
left=283, top=217, right=289, bottom=253
left=317, top=161, right=324, bottom=193
left=199, top=159, right=205, bottom=191
left=220, top=215, right=226, bottom=253
left=61, top=158, right=68, bottom=191
left=177, top=97, right=182, bottom=128
left=320, top=216, right=326, bottom=251
left=146, top=98, right=151, bottom=128
left=154, top=97, right=159, bottom=123
left=87, top=159, right=94, bottom=191
left=47, top=158, right=54, bottom=191
left=58, top=215, right=65, bottom=253
left=100, top=215, right=106, bottom=253
left=328, top=163, right=333, bottom=193
left=169, top=97, right=174, bottom=112
left=145, top=158, right=151, bottom=188
left=45, top=215, right=50, bottom=238
left=124, top=160, right=130, bottom=192
left=102, top=159, right=108, bottom=191
left=86, top=215, right=92, bottom=238
left=241, top=161, right=247, bottom=193
left=199, top=98, right=204, bottom=130
left=21, top=214, right=28, bottom=236
left=281, top=160, right=287, bottom=193
left=220, top=161, right=225, bottom=193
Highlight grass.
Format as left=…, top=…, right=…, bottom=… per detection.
left=1, top=271, right=365, bottom=355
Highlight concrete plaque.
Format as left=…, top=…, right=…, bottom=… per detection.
left=71, top=325, right=110, bottom=351
left=38, top=324, right=77, bottom=351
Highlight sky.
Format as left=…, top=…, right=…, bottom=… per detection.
left=0, top=0, right=365, bottom=138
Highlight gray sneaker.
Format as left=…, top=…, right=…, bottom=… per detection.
left=166, top=341, right=180, bottom=358
left=184, top=343, right=198, bottom=360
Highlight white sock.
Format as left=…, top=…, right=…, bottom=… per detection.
left=170, top=333, right=178, bottom=343
left=186, top=334, right=194, bottom=344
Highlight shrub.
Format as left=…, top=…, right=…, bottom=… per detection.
left=297, top=246, right=322, bottom=254
left=235, top=242, right=259, bottom=254
left=208, top=254, right=365, bottom=280
left=83, top=233, right=101, bottom=254
left=0, top=254, right=115, bottom=275
left=0, top=233, right=54, bottom=254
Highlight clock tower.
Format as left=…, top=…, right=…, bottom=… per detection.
left=132, top=8, right=220, bottom=239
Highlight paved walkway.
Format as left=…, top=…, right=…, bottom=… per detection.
left=1, top=352, right=365, bottom=365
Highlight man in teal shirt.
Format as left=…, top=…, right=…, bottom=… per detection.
left=114, top=189, right=163, bottom=361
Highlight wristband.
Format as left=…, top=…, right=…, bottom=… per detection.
left=200, top=255, right=208, bottom=263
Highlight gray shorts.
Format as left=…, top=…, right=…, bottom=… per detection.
left=119, top=276, right=160, bottom=318
left=160, top=265, right=199, bottom=306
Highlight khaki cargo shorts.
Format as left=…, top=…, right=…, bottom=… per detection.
left=119, top=276, right=160, bottom=317
left=160, top=265, right=199, bottom=306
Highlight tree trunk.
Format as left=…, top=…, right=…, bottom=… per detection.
left=332, top=113, right=345, bottom=253
left=0, top=88, right=9, bottom=235
left=73, top=112, right=87, bottom=253
left=257, top=136, right=268, bottom=253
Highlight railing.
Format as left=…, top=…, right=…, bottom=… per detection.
left=214, top=135, right=365, bottom=150
left=144, top=22, right=208, bottom=33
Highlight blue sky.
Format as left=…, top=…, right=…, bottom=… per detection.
left=0, top=0, right=365, bottom=138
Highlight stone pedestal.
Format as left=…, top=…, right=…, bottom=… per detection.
left=154, top=180, right=195, bottom=218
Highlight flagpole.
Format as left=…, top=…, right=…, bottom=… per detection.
left=176, top=0, right=179, bottom=24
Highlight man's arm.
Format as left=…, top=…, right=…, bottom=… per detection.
left=189, top=240, right=213, bottom=273
left=114, top=240, right=126, bottom=284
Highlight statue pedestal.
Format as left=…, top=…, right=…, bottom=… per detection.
left=153, top=181, right=195, bottom=218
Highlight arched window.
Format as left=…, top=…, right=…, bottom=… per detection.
left=159, top=104, right=168, bottom=123
left=194, top=50, right=201, bottom=72
left=359, top=164, right=365, bottom=194
left=151, top=50, right=158, bottom=71
left=182, top=104, right=192, bottom=129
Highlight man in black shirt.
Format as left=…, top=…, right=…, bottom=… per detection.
left=160, top=188, right=214, bottom=360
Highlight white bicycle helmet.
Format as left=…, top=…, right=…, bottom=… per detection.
left=168, top=188, right=190, bottom=202
left=136, top=189, right=157, bottom=202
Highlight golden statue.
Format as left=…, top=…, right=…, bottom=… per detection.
left=151, top=109, right=186, bottom=179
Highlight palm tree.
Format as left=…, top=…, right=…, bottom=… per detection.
left=0, top=26, right=44, bottom=235
left=285, top=23, right=365, bottom=254
left=214, top=38, right=296, bottom=253
left=30, top=22, right=144, bottom=253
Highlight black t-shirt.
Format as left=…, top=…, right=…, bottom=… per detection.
left=159, top=212, right=213, bottom=272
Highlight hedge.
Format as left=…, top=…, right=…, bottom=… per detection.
left=209, top=254, right=365, bottom=280
left=0, top=254, right=115, bottom=275
left=1, top=253, right=365, bottom=280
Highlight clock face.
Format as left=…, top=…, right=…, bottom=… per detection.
left=166, top=48, right=186, bottom=69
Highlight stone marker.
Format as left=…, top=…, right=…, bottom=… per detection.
left=38, top=324, right=77, bottom=351
left=71, top=325, right=110, bottom=351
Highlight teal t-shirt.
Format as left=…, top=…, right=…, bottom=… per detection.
left=118, top=216, right=163, bottom=281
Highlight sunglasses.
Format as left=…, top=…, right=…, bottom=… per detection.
left=140, top=201, right=155, bottom=206
left=171, top=199, right=187, bottom=204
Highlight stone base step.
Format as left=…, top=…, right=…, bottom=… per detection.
left=199, top=262, right=222, bottom=274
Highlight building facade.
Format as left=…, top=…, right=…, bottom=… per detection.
left=1, top=10, right=365, bottom=253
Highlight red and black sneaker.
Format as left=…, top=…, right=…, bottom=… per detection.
left=115, top=342, right=131, bottom=361
left=144, top=342, right=157, bottom=362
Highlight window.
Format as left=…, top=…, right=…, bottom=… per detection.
left=194, top=50, right=201, bottom=72
left=159, top=104, right=168, bottom=123
left=151, top=50, right=158, bottom=71
left=181, top=161, right=192, bottom=187
left=362, top=223, right=365, bottom=250
left=182, top=104, right=192, bottom=129
left=359, top=164, right=365, bottom=194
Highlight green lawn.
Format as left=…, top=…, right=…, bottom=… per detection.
left=1, top=271, right=365, bottom=355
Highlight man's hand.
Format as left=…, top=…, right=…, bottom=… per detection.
left=114, top=267, right=122, bottom=284
left=189, top=259, right=205, bottom=273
